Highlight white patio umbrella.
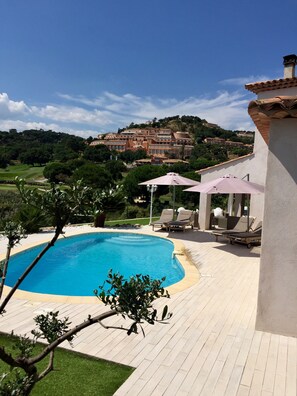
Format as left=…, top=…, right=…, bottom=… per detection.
left=139, top=172, right=199, bottom=215
left=184, top=174, right=264, bottom=230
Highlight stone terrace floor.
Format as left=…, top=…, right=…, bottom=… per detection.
left=1, top=226, right=296, bottom=395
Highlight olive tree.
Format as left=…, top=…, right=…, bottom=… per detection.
left=0, top=272, right=171, bottom=395
left=0, top=180, right=172, bottom=395
left=0, top=178, right=90, bottom=314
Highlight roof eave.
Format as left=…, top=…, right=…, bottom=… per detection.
left=245, top=77, right=297, bottom=94
left=197, top=153, right=254, bottom=174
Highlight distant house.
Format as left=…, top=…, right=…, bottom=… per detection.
left=236, top=131, right=254, bottom=138
left=92, top=128, right=194, bottom=159
left=135, top=157, right=188, bottom=166
left=173, top=131, right=193, bottom=145
left=203, top=137, right=225, bottom=145
left=90, top=140, right=129, bottom=152
left=224, top=140, right=244, bottom=147
left=203, top=137, right=245, bottom=147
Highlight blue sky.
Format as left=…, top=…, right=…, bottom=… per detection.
left=1, top=0, right=297, bottom=137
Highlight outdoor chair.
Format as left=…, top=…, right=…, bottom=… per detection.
left=212, top=216, right=255, bottom=242
left=166, top=209, right=194, bottom=232
left=227, top=222, right=262, bottom=248
left=151, top=209, right=174, bottom=231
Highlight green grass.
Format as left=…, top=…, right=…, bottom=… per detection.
left=0, top=184, right=18, bottom=191
left=105, top=217, right=158, bottom=226
left=0, top=333, right=133, bottom=396
left=0, top=164, right=45, bottom=181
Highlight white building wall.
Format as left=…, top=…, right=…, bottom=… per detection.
left=258, top=86, right=297, bottom=99
left=256, top=118, right=297, bottom=336
left=198, top=130, right=268, bottom=229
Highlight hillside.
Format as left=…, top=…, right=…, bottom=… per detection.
left=0, top=116, right=254, bottom=171
left=0, top=118, right=254, bottom=220
left=119, top=115, right=254, bottom=145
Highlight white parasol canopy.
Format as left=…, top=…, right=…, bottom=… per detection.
left=139, top=172, right=199, bottom=213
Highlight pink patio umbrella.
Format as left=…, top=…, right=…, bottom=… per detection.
left=139, top=172, right=199, bottom=215
left=184, top=174, right=264, bottom=230
left=184, top=174, right=264, bottom=194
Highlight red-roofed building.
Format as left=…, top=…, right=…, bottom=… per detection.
left=91, top=128, right=194, bottom=159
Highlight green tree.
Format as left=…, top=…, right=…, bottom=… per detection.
left=0, top=154, right=8, bottom=168
left=83, top=145, right=111, bottom=163
left=104, top=160, right=126, bottom=181
left=60, top=135, right=85, bottom=152
left=53, top=144, right=78, bottom=162
left=14, top=205, right=48, bottom=234
left=189, top=157, right=217, bottom=170
left=0, top=179, right=91, bottom=314
left=0, top=191, right=23, bottom=224
left=169, top=162, right=190, bottom=174
left=91, top=185, right=126, bottom=227
left=72, top=163, right=113, bottom=189
left=43, top=162, right=73, bottom=184
left=123, top=165, right=166, bottom=203
left=19, top=148, right=51, bottom=166
left=119, top=149, right=147, bottom=163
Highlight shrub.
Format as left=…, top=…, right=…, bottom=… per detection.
left=121, top=205, right=148, bottom=219
left=0, top=191, right=23, bottom=227
left=15, top=205, right=48, bottom=234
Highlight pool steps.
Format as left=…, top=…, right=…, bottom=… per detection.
left=106, top=235, right=160, bottom=246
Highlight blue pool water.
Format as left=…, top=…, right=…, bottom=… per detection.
left=6, top=232, right=185, bottom=296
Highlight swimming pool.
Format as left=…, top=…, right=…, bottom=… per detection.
left=6, top=232, right=185, bottom=296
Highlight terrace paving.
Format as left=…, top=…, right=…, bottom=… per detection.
left=0, top=225, right=296, bottom=395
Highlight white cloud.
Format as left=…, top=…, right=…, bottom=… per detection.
left=57, top=93, right=105, bottom=107
left=30, top=104, right=112, bottom=126
left=0, top=93, right=29, bottom=118
left=0, top=89, right=256, bottom=137
left=219, top=75, right=272, bottom=86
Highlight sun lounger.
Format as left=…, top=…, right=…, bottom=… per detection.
left=151, top=209, right=174, bottom=231
left=227, top=226, right=262, bottom=248
left=212, top=216, right=255, bottom=242
left=167, top=210, right=194, bottom=232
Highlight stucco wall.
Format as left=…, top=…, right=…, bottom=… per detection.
left=198, top=130, right=268, bottom=229
left=256, top=118, right=297, bottom=336
left=258, top=86, right=297, bottom=99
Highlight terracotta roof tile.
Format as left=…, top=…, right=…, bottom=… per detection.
left=245, top=77, right=297, bottom=94
left=248, top=96, right=297, bottom=144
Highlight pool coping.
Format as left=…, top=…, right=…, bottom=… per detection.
left=1, top=228, right=200, bottom=304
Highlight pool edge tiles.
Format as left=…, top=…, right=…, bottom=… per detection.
left=165, top=238, right=200, bottom=295
left=1, top=227, right=200, bottom=304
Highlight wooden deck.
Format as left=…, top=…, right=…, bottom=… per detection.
left=1, top=226, right=296, bottom=395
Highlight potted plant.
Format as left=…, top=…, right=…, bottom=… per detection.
left=92, top=185, right=126, bottom=228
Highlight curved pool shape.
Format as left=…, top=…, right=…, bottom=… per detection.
left=6, top=232, right=185, bottom=296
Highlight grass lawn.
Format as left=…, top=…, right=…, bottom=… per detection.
left=105, top=217, right=158, bottom=226
left=0, top=184, right=18, bottom=191
left=0, top=164, right=45, bottom=181
left=0, top=333, right=133, bottom=396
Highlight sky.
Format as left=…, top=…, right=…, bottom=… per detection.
left=1, top=0, right=297, bottom=138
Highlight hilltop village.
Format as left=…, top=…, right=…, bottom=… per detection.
left=89, top=125, right=253, bottom=165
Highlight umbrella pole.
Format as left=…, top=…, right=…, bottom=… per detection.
left=247, top=195, right=250, bottom=232
left=147, top=185, right=157, bottom=225
left=172, top=186, right=176, bottom=219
